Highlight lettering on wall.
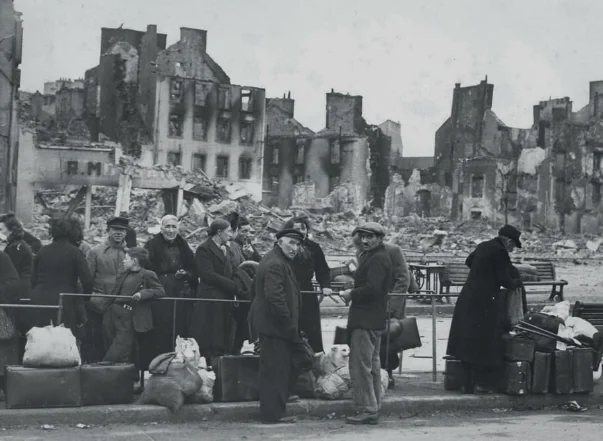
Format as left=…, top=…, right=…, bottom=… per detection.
left=66, top=161, right=104, bottom=176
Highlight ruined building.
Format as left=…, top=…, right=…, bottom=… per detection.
left=0, top=0, right=23, bottom=212
left=263, top=91, right=394, bottom=211
left=83, top=26, right=266, bottom=199
left=390, top=78, right=603, bottom=234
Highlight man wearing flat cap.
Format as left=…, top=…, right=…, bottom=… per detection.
left=446, top=224, right=524, bottom=394
left=339, top=222, right=392, bottom=425
left=249, top=228, right=309, bottom=424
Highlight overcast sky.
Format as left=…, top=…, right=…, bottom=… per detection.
left=16, top=0, right=602, bottom=156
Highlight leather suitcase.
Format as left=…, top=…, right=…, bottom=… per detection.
left=5, top=366, right=81, bottom=409
left=214, top=355, right=259, bottom=402
left=81, top=363, right=136, bottom=406
left=503, top=334, right=535, bottom=362
left=444, top=359, right=465, bottom=391
left=503, top=361, right=531, bottom=395
left=531, top=352, right=552, bottom=394
left=550, top=350, right=573, bottom=394
left=523, top=313, right=562, bottom=353
left=571, top=348, right=594, bottom=393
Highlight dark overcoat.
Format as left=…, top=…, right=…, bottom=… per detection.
left=189, top=237, right=238, bottom=356
left=0, top=251, right=20, bottom=327
left=4, top=237, right=33, bottom=300
left=29, top=238, right=93, bottom=332
left=249, top=246, right=301, bottom=342
left=347, top=244, right=392, bottom=331
left=289, top=238, right=330, bottom=352
left=446, top=237, right=522, bottom=367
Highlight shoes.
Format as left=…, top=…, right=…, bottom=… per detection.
left=288, top=395, right=300, bottom=403
left=262, top=416, right=297, bottom=424
left=387, top=376, right=395, bottom=389
left=473, top=385, right=495, bottom=395
left=346, top=412, right=379, bottom=425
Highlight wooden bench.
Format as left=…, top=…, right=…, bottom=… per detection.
left=572, top=302, right=603, bottom=333
left=439, top=259, right=568, bottom=301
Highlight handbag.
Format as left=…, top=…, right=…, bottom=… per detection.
left=333, top=326, right=350, bottom=346
left=0, top=308, right=17, bottom=341
left=396, top=317, right=422, bottom=351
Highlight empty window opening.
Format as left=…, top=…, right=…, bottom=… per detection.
left=168, top=112, right=183, bottom=137
left=471, top=175, right=484, bottom=198
left=216, top=155, right=229, bottom=179
left=240, top=121, right=254, bottom=145
left=167, top=151, right=181, bottom=166
left=241, top=88, right=253, bottom=112
left=239, top=157, right=252, bottom=179
left=193, top=116, right=209, bottom=141
left=170, top=79, right=183, bottom=103
left=192, top=153, right=206, bottom=172
left=272, top=145, right=279, bottom=165
left=217, top=117, right=231, bottom=143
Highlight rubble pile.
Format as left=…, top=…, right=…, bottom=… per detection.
left=23, top=185, right=603, bottom=259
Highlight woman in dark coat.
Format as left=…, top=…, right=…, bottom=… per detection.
left=144, top=215, right=197, bottom=362
left=0, top=213, right=42, bottom=254
left=283, top=216, right=331, bottom=353
left=189, top=218, right=239, bottom=367
left=29, top=219, right=93, bottom=335
left=446, top=225, right=524, bottom=394
left=0, top=216, right=33, bottom=301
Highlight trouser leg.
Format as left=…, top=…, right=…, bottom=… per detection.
left=103, top=305, right=135, bottom=363
left=371, top=333, right=382, bottom=410
left=349, top=329, right=379, bottom=414
left=259, top=335, right=292, bottom=422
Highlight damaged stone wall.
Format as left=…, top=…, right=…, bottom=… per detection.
left=384, top=171, right=452, bottom=218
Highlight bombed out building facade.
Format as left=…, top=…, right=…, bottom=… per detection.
left=263, top=91, right=400, bottom=211
left=389, top=78, right=603, bottom=234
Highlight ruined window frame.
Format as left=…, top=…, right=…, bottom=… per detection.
left=240, top=88, right=254, bottom=113
left=170, top=78, right=184, bottom=103
left=218, top=87, right=232, bottom=110
left=593, top=182, right=602, bottom=205
left=594, top=151, right=603, bottom=174
left=194, top=82, right=209, bottom=107
left=294, top=174, right=305, bottom=184
left=216, top=116, right=232, bottom=143
left=240, top=120, right=255, bottom=145
left=271, top=145, right=280, bottom=165
left=193, top=115, right=209, bottom=141
left=192, top=153, right=207, bottom=172
left=271, top=176, right=280, bottom=193
left=296, top=144, right=305, bottom=164
left=470, top=174, right=485, bottom=198
left=168, top=111, right=184, bottom=138
left=216, top=155, right=230, bottom=179
left=167, top=151, right=182, bottom=167
left=330, top=140, right=341, bottom=164
left=238, top=156, right=253, bottom=180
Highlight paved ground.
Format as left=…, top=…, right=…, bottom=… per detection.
left=3, top=408, right=602, bottom=440
left=322, top=316, right=451, bottom=373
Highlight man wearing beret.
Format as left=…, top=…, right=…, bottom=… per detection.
left=249, top=228, right=308, bottom=424
left=340, top=222, right=392, bottom=425
left=446, top=224, right=524, bottom=394
left=84, top=216, right=130, bottom=362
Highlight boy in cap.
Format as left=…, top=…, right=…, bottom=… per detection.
left=249, top=228, right=310, bottom=424
left=340, top=222, right=392, bottom=425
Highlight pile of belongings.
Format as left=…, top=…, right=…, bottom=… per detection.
left=138, top=337, right=215, bottom=412
left=517, top=301, right=603, bottom=372
left=296, top=345, right=389, bottom=400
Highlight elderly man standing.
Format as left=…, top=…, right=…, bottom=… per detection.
left=446, top=224, right=524, bottom=394
left=340, top=222, right=392, bottom=425
left=249, top=228, right=308, bottom=424
left=84, top=216, right=129, bottom=362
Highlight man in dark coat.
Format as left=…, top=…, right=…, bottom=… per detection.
left=446, top=224, right=524, bottom=394
left=189, top=219, right=239, bottom=367
left=283, top=216, right=331, bottom=353
left=340, top=222, right=392, bottom=425
left=249, top=229, right=308, bottom=424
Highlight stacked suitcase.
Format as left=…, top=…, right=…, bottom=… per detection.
left=444, top=334, right=595, bottom=396
left=5, top=363, right=136, bottom=409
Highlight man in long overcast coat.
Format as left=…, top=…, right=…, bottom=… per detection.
left=446, top=224, right=524, bottom=394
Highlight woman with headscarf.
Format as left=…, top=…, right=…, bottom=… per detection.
left=144, top=215, right=197, bottom=362
left=189, top=218, right=239, bottom=367
left=283, top=216, right=331, bottom=353
left=0, top=215, right=33, bottom=302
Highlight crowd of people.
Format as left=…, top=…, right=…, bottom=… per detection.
left=0, top=210, right=416, bottom=425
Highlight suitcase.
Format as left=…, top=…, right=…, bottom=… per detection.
left=5, top=366, right=81, bottom=409
left=80, top=363, right=136, bottom=406
left=444, top=359, right=465, bottom=391
left=503, top=334, right=535, bottom=362
left=213, top=355, right=260, bottom=402
left=531, top=352, right=552, bottom=394
left=571, top=348, right=594, bottom=393
left=523, top=313, right=562, bottom=353
left=503, top=361, right=531, bottom=395
left=550, top=350, right=573, bottom=394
